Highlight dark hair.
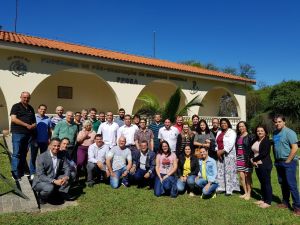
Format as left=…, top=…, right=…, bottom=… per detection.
left=220, top=118, right=232, bottom=130
left=133, top=114, right=140, bottom=119
left=95, top=134, right=103, bottom=139
left=273, top=114, right=286, bottom=122
left=192, top=114, right=199, bottom=120
left=196, top=119, right=210, bottom=134
left=140, top=118, right=147, bottom=124
left=50, top=137, right=61, bottom=144
left=158, top=141, right=171, bottom=157
left=99, top=112, right=105, bottom=115
left=38, top=104, right=47, bottom=109
left=119, top=108, right=125, bottom=112
left=60, top=137, right=70, bottom=142
left=254, top=125, right=269, bottom=140
left=236, top=121, right=249, bottom=136
left=89, top=107, right=97, bottom=113
left=124, top=114, right=132, bottom=119
left=164, top=118, right=171, bottom=123
left=75, top=111, right=81, bottom=115
left=140, top=140, right=148, bottom=145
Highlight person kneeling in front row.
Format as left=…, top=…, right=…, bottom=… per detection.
left=106, top=136, right=132, bottom=188
left=154, top=141, right=178, bottom=198
left=32, top=138, right=72, bottom=204
left=195, top=147, right=218, bottom=198
left=129, top=140, right=156, bottom=188
left=86, top=134, right=110, bottom=187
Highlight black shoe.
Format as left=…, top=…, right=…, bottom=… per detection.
left=86, top=182, right=94, bottom=188
left=60, top=193, right=76, bottom=201
left=38, top=194, right=47, bottom=205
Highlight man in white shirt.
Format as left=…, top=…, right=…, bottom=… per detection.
left=117, top=114, right=139, bottom=150
left=158, top=118, right=179, bottom=152
left=86, top=134, right=109, bottom=187
left=97, top=111, right=119, bottom=148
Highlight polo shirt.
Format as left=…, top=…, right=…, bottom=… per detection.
left=35, top=114, right=51, bottom=142
left=149, top=122, right=164, bottom=149
left=90, top=118, right=100, bottom=132
left=158, top=126, right=179, bottom=152
left=117, top=124, right=139, bottom=145
left=273, top=127, right=298, bottom=160
left=52, top=120, right=78, bottom=145
left=97, top=121, right=119, bottom=148
left=10, top=102, right=36, bottom=134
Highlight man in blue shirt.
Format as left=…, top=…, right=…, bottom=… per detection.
left=30, top=104, right=52, bottom=179
left=273, top=115, right=300, bottom=216
left=114, top=108, right=125, bottom=127
left=148, top=113, right=164, bottom=153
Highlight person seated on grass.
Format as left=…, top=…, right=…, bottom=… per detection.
left=195, top=147, right=218, bottom=198
left=59, top=137, right=77, bottom=184
left=106, top=136, right=132, bottom=188
left=154, top=141, right=178, bottom=198
left=86, top=134, right=110, bottom=187
left=177, top=145, right=199, bottom=196
left=32, top=138, right=72, bottom=204
left=129, top=140, right=156, bottom=188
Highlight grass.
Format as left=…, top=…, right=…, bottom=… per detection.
left=1, top=147, right=300, bottom=224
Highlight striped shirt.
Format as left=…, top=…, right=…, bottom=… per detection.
left=148, top=122, right=164, bottom=151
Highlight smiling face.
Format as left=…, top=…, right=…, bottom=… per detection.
left=199, top=147, right=208, bottom=159
left=238, top=122, right=247, bottom=134
left=20, top=92, right=31, bottom=105
left=182, top=124, right=189, bottom=133
left=56, top=106, right=64, bottom=116
left=164, top=119, right=171, bottom=129
left=200, top=121, right=207, bottom=132
left=162, top=142, right=169, bottom=154
left=38, top=105, right=47, bottom=116
left=220, top=120, right=229, bottom=131
left=184, top=145, right=191, bottom=156
left=274, top=117, right=286, bottom=130
left=256, top=127, right=266, bottom=140
left=60, top=139, right=69, bottom=151
left=65, top=111, right=74, bottom=123
left=50, top=140, right=60, bottom=155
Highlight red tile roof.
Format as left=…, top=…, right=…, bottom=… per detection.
left=0, top=31, right=255, bottom=84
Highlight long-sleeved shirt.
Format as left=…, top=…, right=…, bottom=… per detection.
left=53, top=120, right=78, bottom=145
left=88, top=143, right=109, bottom=169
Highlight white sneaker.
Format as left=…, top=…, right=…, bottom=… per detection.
left=30, top=174, right=35, bottom=180
left=189, top=192, right=195, bottom=197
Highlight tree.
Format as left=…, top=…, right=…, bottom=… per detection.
left=239, top=63, right=256, bottom=79
left=135, top=87, right=203, bottom=122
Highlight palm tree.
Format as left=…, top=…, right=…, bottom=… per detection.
left=135, top=87, right=203, bottom=123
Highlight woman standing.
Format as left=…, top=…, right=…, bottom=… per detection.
left=177, top=145, right=199, bottom=196
left=194, top=119, right=216, bottom=159
left=236, top=121, right=253, bottom=200
left=250, top=125, right=273, bottom=208
left=176, top=123, right=194, bottom=157
left=154, top=141, right=178, bottom=198
left=215, top=118, right=240, bottom=195
left=76, top=120, right=96, bottom=178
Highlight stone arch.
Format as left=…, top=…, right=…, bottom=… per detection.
left=132, top=79, right=188, bottom=114
left=0, top=88, right=9, bottom=130
left=199, top=86, right=241, bottom=117
left=31, top=69, right=119, bottom=114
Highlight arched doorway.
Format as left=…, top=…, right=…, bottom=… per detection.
left=132, top=80, right=187, bottom=114
left=31, top=69, right=119, bottom=114
left=199, top=87, right=240, bottom=117
left=0, top=88, right=9, bottom=130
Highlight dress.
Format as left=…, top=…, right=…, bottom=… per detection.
left=215, top=129, right=240, bottom=195
left=236, top=136, right=252, bottom=173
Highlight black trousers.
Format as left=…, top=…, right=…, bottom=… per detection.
left=255, top=165, right=273, bottom=205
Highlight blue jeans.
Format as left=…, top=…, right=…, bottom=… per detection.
left=110, top=167, right=129, bottom=189
left=29, top=141, right=48, bottom=175
left=130, top=168, right=155, bottom=186
left=195, top=178, right=218, bottom=196
left=275, top=160, right=300, bottom=209
left=177, top=175, right=196, bottom=192
left=154, top=174, right=178, bottom=198
left=11, top=133, right=31, bottom=178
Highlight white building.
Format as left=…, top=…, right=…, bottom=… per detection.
left=0, top=31, right=255, bottom=130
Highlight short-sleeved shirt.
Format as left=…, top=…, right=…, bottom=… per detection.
left=117, top=124, right=139, bottom=145
left=157, top=152, right=177, bottom=174
left=114, top=117, right=125, bottom=127
left=10, top=102, right=36, bottom=134
left=273, top=127, right=298, bottom=160
left=35, top=114, right=51, bottom=142
left=51, top=115, right=65, bottom=129
left=107, top=146, right=132, bottom=171
left=158, top=126, right=179, bottom=152
left=134, top=128, right=154, bottom=147
left=149, top=122, right=164, bottom=149
left=97, top=122, right=119, bottom=148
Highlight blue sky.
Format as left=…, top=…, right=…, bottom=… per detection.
left=1, top=0, right=299, bottom=87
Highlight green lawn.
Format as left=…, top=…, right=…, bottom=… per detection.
left=1, top=147, right=300, bottom=224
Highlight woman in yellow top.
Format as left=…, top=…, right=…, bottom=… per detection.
left=176, top=145, right=200, bottom=196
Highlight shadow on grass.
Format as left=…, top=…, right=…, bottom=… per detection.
left=252, top=187, right=281, bottom=204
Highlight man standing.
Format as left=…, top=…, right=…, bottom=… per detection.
left=106, top=137, right=132, bottom=188
left=190, top=114, right=199, bottom=134
left=98, top=112, right=106, bottom=123
left=114, top=108, right=125, bottom=127
left=10, top=91, right=36, bottom=180
left=173, top=115, right=183, bottom=133
left=73, top=111, right=82, bottom=132
left=80, top=109, right=88, bottom=123
left=53, top=111, right=78, bottom=157
left=135, top=119, right=154, bottom=151
left=86, top=134, right=109, bottom=187
left=50, top=106, right=65, bottom=129
left=273, top=115, right=300, bottom=216
left=30, top=104, right=51, bottom=180
left=32, top=138, right=71, bottom=204
left=89, top=108, right=100, bottom=132
left=149, top=113, right=164, bottom=153
left=97, top=111, right=119, bottom=148
left=130, top=140, right=155, bottom=187
left=117, top=114, right=139, bottom=152
left=210, top=118, right=220, bottom=138
left=158, top=118, right=179, bottom=152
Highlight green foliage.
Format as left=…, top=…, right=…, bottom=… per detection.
left=135, top=87, right=202, bottom=123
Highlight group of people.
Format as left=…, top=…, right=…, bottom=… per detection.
left=9, top=91, right=300, bottom=216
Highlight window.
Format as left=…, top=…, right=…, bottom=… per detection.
left=57, top=86, right=72, bottom=99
